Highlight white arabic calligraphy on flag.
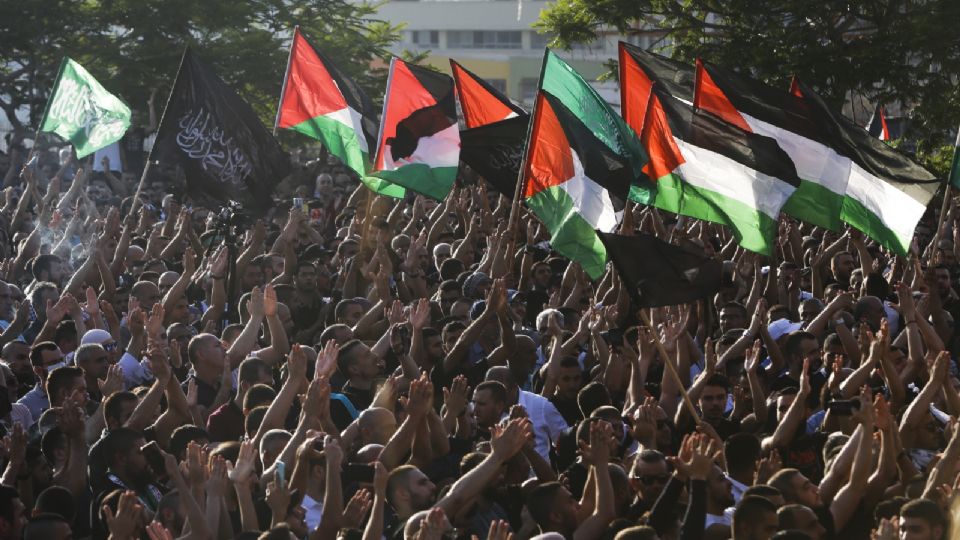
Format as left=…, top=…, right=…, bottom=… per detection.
left=175, top=108, right=253, bottom=186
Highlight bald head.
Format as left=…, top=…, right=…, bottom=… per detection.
left=358, top=407, right=397, bottom=445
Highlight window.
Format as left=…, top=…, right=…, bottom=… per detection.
left=447, top=30, right=522, bottom=49
left=530, top=31, right=553, bottom=50
left=410, top=30, right=439, bottom=47
left=519, top=77, right=538, bottom=105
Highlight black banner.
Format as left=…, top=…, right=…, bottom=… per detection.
left=459, top=115, right=528, bottom=198
left=153, top=48, right=290, bottom=214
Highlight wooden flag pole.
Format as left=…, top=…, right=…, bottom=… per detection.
left=637, top=309, right=702, bottom=426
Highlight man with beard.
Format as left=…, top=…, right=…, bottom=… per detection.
left=1, top=341, right=32, bottom=398
left=678, top=373, right=741, bottom=439
left=704, top=464, right=736, bottom=536
left=385, top=418, right=531, bottom=540
left=98, top=427, right=165, bottom=513
left=290, top=262, right=326, bottom=343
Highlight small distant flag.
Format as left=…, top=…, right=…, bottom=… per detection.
left=866, top=104, right=892, bottom=141
left=367, top=58, right=460, bottom=201
left=152, top=48, right=290, bottom=214
left=40, top=58, right=131, bottom=158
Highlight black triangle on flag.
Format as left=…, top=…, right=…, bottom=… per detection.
left=153, top=48, right=290, bottom=214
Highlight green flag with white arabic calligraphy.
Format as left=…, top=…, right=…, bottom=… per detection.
left=40, top=58, right=131, bottom=158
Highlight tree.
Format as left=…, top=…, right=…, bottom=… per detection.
left=536, top=0, right=960, bottom=157
left=0, top=0, right=401, bottom=146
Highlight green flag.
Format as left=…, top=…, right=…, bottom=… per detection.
left=40, top=58, right=131, bottom=158
left=951, top=128, right=960, bottom=190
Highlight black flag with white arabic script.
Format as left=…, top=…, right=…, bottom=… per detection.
left=152, top=48, right=290, bottom=214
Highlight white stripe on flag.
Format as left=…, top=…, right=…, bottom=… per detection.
left=845, top=161, right=927, bottom=245
left=560, top=151, right=619, bottom=233
left=674, top=138, right=797, bottom=220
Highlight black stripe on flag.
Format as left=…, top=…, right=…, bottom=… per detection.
left=459, top=116, right=526, bottom=198
left=542, top=91, right=633, bottom=207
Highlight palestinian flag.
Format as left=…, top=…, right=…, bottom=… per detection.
left=793, top=80, right=938, bottom=254
left=523, top=90, right=632, bottom=279
left=276, top=27, right=404, bottom=198
left=693, top=58, right=846, bottom=230
left=866, top=104, right=892, bottom=141
left=368, top=58, right=460, bottom=201
left=450, top=60, right=525, bottom=128
left=619, top=43, right=799, bottom=255
left=540, top=50, right=650, bottom=200
left=40, top=58, right=131, bottom=158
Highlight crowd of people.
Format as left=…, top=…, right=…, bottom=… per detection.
left=0, top=126, right=955, bottom=540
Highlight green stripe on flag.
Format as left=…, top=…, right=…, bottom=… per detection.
left=650, top=173, right=778, bottom=255
left=289, top=115, right=406, bottom=199
left=368, top=165, right=458, bottom=201
left=783, top=179, right=844, bottom=231
left=840, top=196, right=910, bottom=256
left=527, top=185, right=609, bottom=279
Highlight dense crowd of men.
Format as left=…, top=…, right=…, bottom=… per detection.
left=0, top=130, right=955, bottom=540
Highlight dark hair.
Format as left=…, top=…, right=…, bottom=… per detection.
left=334, top=298, right=363, bottom=322
left=23, top=513, right=69, bottom=540
left=578, top=381, right=611, bottom=418
left=100, top=428, right=144, bottom=468
left=742, top=484, right=782, bottom=501
left=725, top=433, right=762, bottom=472
left=45, top=366, right=83, bottom=406
left=29, top=342, right=59, bottom=368
left=33, top=486, right=75, bottom=521
left=104, top=391, right=138, bottom=427
left=40, top=427, right=66, bottom=464
left=169, top=425, right=209, bottom=460
left=769, top=469, right=803, bottom=503
left=703, top=373, right=731, bottom=393
left=0, top=485, right=19, bottom=525
left=336, top=339, right=365, bottom=376
left=245, top=406, right=270, bottom=438
left=900, top=498, right=947, bottom=532
left=733, top=496, right=777, bottom=535
left=527, top=481, right=565, bottom=527
left=29, top=282, right=58, bottom=313
left=243, top=384, right=277, bottom=411
left=31, top=255, right=61, bottom=281
left=783, top=331, right=816, bottom=360
left=238, top=357, right=270, bottom=385
left=474, top=381, right=507, bottom=405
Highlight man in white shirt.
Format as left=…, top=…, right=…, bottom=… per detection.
left=486, top=363, right=568, bottom=460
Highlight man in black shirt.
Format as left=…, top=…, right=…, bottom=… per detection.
left=336, top=340, right=384, bottom=412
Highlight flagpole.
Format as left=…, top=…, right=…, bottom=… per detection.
left=274, top=26, right=298, bottom=137
left=25, top=57, right=68, bottom=167
left=506, top=48, right=549, bottom=257
left=637, top=309, right=702, bottom=426
left=929, top=183, right=953, bottom=263
left=129, top=47, right=188, bottom=222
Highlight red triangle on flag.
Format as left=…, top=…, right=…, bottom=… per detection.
left=277, top=27, right=349, bottom=129
left=694, top=59, right=752, bottom=133
left=523, top=91, right=574, bottom=198
left=450, top=60, right=521, bottom=129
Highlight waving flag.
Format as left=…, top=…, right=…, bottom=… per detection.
left=450, top=60, right=525, bottom=128
left=368, top=58, right=460, bottom=201
left=523, top=90, right=632, bottom=279
left=620, top=43, right=799, bottom=255
left=40, top=58, right=131, bottom=158
left=152, top=48, right=290, bottom=214
left=276, top=27, right=402, bottom=198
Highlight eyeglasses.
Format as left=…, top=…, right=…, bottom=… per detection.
left=636, top=474, right=670, bottom=486
left=103, top=342, right=119, bottom=352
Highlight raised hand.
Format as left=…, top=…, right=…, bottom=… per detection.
left=228, top=440, right=257, bottom=486
left=491, top=418, right=533, bottom=461
left=372, top=461, right=388, bottom=497
left=442, top=375, right=470, bottom=418
left=98, top=364, right=124, bottom=399
left=266, top=470, right=291, bottom=521
left=405, top=372, right=434, bottom=418
left=287, top=343, right=308, bottom=382
left=409, top=298, right=431, bottom=330
left=342, top=489, right=373, bottom=529
left=103, top=491, right=144, bottom=540
left=247, top=286, right=265, bottom=319
left=315, top=340, right=340, bottom=380
left=263, top=284, right=278, bottom=317
left=579, top=420, right=613, bottom=467
left=207, top=455, right=229, bottom=497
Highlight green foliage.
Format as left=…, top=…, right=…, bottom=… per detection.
left=536, top=0, right=960, bottom=152
left=0, top=0, right=402, bottom=146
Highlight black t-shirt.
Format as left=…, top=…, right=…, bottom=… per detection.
left=341, top=382, right=374, bottom=412
left=549, top=395, right=584, bottom=426
left=783, top=431, right=828, bottom=483
left=181, top=376, right=220, bottom=409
